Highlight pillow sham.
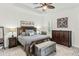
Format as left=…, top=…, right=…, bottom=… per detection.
left=21, top=32, right=25, bottom=36
left=25, top=30, right=35, bottom=36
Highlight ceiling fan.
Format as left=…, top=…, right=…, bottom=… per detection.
left=34, top=3, right=55, bottom=11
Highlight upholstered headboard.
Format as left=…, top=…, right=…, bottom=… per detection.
left=17, top=26, right=37, bottom=36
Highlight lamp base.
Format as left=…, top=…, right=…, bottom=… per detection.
left=12, top=35, right=14, bottom=37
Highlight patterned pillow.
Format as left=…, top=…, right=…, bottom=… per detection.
left=25, top=30, right=35, bottom=36
left=21, top=32, right=25, bottom=36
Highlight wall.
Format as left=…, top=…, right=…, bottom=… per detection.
left=0, top=4, right=43, bottom=48
left=42, top=7, right=79, bottom=48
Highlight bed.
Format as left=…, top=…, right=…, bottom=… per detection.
left=17, top=26, right=50, bottom=56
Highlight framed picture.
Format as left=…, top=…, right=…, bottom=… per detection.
left=57, top=17, right=68, bottom=28
left=20, top=21, right=34, bottom=26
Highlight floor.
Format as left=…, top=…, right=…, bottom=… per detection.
left=0, top=44, right=79, bottom=56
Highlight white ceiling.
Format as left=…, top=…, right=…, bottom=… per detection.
left=0, top=3, right=79, bottom=15
left=13, top=3, right=79, bottom=14
left=23, top=3, right=79, bottom=10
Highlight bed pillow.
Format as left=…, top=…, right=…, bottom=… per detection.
left=21, top=32, right=30, bottom=36
left=21, top=32, right=26, bottom=36
left=25, top=30, right=35, bottom=36
left=25, top=32, right=30, bottom=36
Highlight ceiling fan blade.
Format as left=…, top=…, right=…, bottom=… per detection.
left=35, top=6, right=43, bottom=8
left=47, top=5, right=55, bottom=9
left=47, top=3, right=52, bottom=4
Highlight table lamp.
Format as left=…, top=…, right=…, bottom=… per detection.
left=9, top=28, right=16, bottom=37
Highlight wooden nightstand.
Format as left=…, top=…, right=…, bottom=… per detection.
left=9, top=37, right=17, bottom=48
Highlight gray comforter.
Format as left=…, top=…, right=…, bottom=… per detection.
left=18, top=35, right=50, bottom=46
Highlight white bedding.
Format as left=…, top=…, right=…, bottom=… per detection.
left=18, top=35, right=50, bottom=46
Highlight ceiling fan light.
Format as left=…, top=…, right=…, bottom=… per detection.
left=43, top=6, right=47, bottom=10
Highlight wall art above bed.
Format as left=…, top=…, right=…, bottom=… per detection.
left=57, top=17, right=68, bottom=28
left=20, top=21, right=34, bottom=27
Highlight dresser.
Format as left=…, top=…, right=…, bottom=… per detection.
left=9, top=37, right=17, bottom=48
left=52, top=30, right=72, bottom=47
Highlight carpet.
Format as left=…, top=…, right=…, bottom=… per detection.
left=0, top=44, right=79, bottom=56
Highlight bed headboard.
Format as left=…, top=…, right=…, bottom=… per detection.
left=17, top=26, right=37, bottom=36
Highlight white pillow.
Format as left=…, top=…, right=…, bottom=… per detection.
left=29, top=32, right=35, bottom=36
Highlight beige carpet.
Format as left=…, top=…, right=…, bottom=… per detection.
left=0, top=44, right=79, bottom=56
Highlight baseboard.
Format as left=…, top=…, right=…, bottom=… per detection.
left=72, top=45, right=79, bottom=48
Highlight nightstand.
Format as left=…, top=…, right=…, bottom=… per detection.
left=9, top=37, right=17, bottom=48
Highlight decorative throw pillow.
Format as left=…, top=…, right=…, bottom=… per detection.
left=25, top=30, right=35, bottom=36
left=25, top=32, right=30, bottom=36
left=21, top=32, right=25, bottom=36
left=29, top=32, right=35, bottom=36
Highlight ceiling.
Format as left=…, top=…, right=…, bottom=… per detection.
left=14, top=3, right=79, bottom=13
left=0, top=3, right=79, bottom=15
left=23, top=3, right=79, bottom=10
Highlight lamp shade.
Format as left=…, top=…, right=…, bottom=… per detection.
left=9, top=28, right=16, bottom=32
